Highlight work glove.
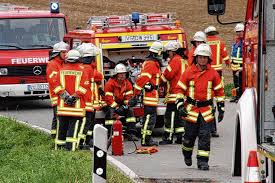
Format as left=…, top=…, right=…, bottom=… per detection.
left=98, top=87, right=105, bottom=97
left=128, top=96, right=138, bottom=107
left=65, top=94, right=79, bottom=106
left=60, top=90, right=70, bottom=100
left=144, top=83, right=154, bottom=92
left=178, top=106, right=188, bottom=117
left=218, top=111, right=224, bottom=123
left=115, top=105, right=128, bottom=116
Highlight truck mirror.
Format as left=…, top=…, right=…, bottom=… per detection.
left=207, top=0, right=226, bottom=15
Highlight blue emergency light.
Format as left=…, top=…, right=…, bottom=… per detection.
left=50, top=2, right=60, bottom=13
left=132, top=12, right=140, bottom=24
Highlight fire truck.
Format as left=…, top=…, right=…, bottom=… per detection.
left=0, top=3, right=67, bottom=99
left=63, top=12, right=188, bottom=123
left=208, top=0, right=275, bottom=182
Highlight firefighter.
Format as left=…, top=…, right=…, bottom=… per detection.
left=159, top=41, right=188, bottom=145
left=188, top=31, right=207, bottom=65
left=104, top=63, right=139, bottom=141
left=46, top=41, right=69, bottom=139
left=230, top=23, right=244, bottom=103
left=76, top=43, right=104, bottom=149
left=204, top=26, right=229, bottom=137
left=176, top=43, right=225, bottom=170
left=53, top=49, right=89, bottom=151
left=132, top=41, right=163, bottom=146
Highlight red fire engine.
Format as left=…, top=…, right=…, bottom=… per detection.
left=63, top=12, right=188, bottom=125
left=0, top=3, right=67, bottom=99
left=208, top=0, right=275, bottom=182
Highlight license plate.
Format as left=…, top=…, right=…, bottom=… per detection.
left=121, top=34, right=158, bottom=42
left=27, top=84, right=48, bottom=91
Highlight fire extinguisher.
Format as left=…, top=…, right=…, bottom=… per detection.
left=112, top=119, right=123, bottom=156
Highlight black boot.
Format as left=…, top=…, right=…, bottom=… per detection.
left=230, top=97, right=238, bottom=103
left=159, top=139, right=173, bottom=145
left=184, top=158, right=192, bottom=166
left=142, top=136, right=159, bottom=146
left=211, top=131, right=219, bottom=138
left=197, top=161, right=209, bottom=170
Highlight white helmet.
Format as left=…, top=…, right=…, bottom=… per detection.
left=53, top=41, right=69, bottom=53
left=204, top=26, right=217, bottom=34
left=66, top=50, right=81, bottom=63
left=114, top=63, right=127, bottom=75
left=76, top=43, right=95, bottom=56
left=234, top=23, right=244, bottom=32
left=191, top=31, right=207, bottom=43
left=149, top=41, right=163, bottom=55
left=194, top=43, right=212, bottom=57
left=164, top=41, right=182, bottom=51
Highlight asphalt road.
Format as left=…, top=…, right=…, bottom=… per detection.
left=0, top=99, right=241, bottom=183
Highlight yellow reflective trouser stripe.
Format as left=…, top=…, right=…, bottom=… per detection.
left=126, top=117, right=136, bottom=123
left=51, top=129, right=57, bottom=135
left=55, top=119, right=60, bottom=150
left=55, top=139, right=66, bottom=145
left=105, top=120, right=115, bottom=125
left=77, top=117, right=86, bottom=148
left=72, top=120, right=79, bottom=151
left=175, top=127, right=185, bottom=133
left=215, top=96, right=225, bottom=102
left=66, top=137, right=78, bottom=143
left=168, top=111, right=175, bottom=141
left=87, top=131, right=93, bottom=136
left=142, top=114, right=151, bottom=144
left=197, top=150, right=210, bottom=157
left=182, top=145, right=193, bottom=151
left=164, top=127, right=173, bottom=133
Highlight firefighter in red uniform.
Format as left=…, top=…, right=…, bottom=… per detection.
left=159, top=41, right=188, bottom=145
left=188, top=31, right=207, bottom=65
left=205, top=26, right=229, bottom=137
left=133, top=41, right=163, bottom=146
left=46, top=41, right=69, bottom=138
left=76, top=43, right=104, bottom=149
left=176, top=43, right=225, bottom=170
left=53, top=50, right=89, bottom=151
left=104, top=63, right=139, bottom=141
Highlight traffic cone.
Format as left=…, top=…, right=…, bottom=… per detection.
left=244, top=150, right=260, bottom=183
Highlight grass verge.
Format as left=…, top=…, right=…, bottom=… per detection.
left=0, top=117, right=133, bottom=183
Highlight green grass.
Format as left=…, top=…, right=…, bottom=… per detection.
left=224, top=83, right=234, bottom=98
left=0, top=117, right=133, bottom=183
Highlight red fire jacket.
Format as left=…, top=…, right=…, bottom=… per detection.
left=46, top=56, right=63, bottom=107
left=104, top=78, right=133, bottom=108
left=134, top=59, right=161, bottom=106
left=161, top=54, right=189, bottom=104
left=206, top=35, right=230, bottom=71
left=53, top=63, right=90, bottom=117
left=177, top=64, right=225, bottom=123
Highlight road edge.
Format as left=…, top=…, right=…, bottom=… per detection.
left=0, top=115, right=143, bottom=183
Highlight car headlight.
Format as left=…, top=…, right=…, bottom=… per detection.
left=0, top=68, right=8, bottom=75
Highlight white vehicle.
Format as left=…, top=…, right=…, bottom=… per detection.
left=208, top=0, right=275, bottom=182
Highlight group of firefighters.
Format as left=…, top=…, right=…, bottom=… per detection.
left=46, top=23, right=244, bottom=171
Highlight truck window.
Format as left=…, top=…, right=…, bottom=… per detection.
left=0, top=18, right=66, bottom=49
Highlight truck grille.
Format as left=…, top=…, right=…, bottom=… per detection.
left=3, top=65, right=47, bottom=76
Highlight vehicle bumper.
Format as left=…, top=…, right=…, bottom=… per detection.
left=0, top=83, right=49, bottom=97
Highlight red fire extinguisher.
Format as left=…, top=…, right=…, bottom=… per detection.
left=112, top=119, right=123, bottom=156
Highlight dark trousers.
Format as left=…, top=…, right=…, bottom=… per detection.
left=163, top=103, right=185, bottom=141
left=141, top=106, right=157, bottom=145
left=104, top=106, right=137, bottom=138
left=51, top=106, right=57, bottom=136
left=233, top=70, right=242, bottom=98
left=57, top=116, right=82, bottom=151
left=78, top=111, right=95, bottom=146
left=182, top=114, right=212, bottom=163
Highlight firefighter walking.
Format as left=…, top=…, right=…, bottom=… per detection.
left=205, top=26, right=229, bottom=137
left=46, top=41, right=69, bottom=138
left=133, top=41, right=163, bottom=146
left=104, top=63, right=139, bottom=141
left=176, top=44, right=225, bottom=170
left=53, top=50, right=89, bottom=151
left=230, top=23, right=244, bottom=102
left=159, top=41, right=188, bottom=145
